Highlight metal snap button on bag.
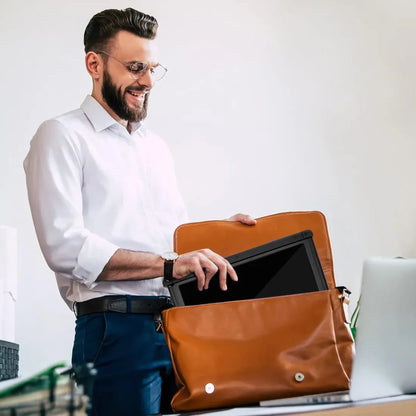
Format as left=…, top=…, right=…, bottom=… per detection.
left=295, top=373, right=305, bottom=382
left=205, top=383, right=215, bottom=394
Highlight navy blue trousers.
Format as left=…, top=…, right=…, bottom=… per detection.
left=72, top=310, right=176, bottom=416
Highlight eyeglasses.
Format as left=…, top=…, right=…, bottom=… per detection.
left=97, top=50, right=168, bottom=82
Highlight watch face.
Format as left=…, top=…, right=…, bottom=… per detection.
left=163, top=251, right=179, bottom=261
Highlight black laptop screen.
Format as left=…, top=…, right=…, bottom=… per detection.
left=165, top=230, right=328, bottom=307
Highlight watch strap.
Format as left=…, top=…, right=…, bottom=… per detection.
left=164, top=259, right=175, bottom=280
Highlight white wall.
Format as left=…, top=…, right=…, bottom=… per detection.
left=1, top=0, right=416, bottom=378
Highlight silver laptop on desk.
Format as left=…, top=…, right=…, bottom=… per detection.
left=260, top=257, right=416, bottom=406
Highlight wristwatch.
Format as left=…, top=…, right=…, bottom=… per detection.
left=161, top=251, right=179, bottom=280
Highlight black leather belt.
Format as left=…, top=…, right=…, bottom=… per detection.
left=73, top=295, right=173, bottom=317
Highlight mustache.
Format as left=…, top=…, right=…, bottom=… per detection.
left=126, top=85, right=150, bottom=93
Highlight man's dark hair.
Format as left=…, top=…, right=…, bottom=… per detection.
left=84, top=8, right=158, bottom=53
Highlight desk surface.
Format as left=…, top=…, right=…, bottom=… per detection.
left=294, top=396, right=416, bottom=416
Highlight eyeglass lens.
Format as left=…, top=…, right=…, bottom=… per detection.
left=128, top=63, right=167, bottom=81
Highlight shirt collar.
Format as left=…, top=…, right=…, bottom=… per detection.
left=80, top=95, right=144, bottom=135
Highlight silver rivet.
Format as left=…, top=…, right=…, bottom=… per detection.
left=295, top=373, right=305, bottom=382
left=205, top=383, right=215, bottom=394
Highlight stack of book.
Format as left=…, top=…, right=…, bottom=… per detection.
left=0, top=362, right=92, bottom=415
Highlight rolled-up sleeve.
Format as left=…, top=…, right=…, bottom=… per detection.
left=23, top=119, right=118, bottom=287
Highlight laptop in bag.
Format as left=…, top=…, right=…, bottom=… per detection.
left=164, top=229, right=328, bottom=307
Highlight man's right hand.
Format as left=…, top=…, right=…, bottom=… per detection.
left=173, top=249, right=238, bottom=291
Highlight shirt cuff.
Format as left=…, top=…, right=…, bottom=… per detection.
left=73, top=234, right=119, bottom=288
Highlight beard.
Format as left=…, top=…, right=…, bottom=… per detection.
left=101, top=69, right=149, bottom=122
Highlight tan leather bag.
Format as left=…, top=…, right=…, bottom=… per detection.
left=162, top=211, right=354, bottom=412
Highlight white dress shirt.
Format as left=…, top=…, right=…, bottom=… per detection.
left=24, top=95, right=188, bottom=308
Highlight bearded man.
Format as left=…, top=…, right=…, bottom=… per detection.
left=24, top=7, right=255, bottom=416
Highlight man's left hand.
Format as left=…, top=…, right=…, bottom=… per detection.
left=226, top=213, right=257, bottom=225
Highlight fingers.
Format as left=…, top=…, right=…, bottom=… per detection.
left=202, top=252, right=237, bottom=291
left=226, top=213, right=257, bottom=225
left=173, top=249, right=238, bottom=291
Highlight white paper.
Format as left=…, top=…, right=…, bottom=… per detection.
left=0, top=225, right=18, bottom=342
